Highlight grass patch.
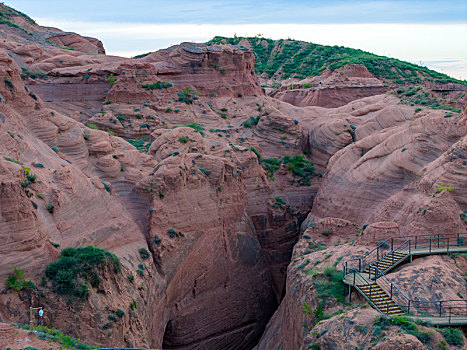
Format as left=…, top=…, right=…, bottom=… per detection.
left=127, top=137, right=152, bottom=152
left=262, top=155, right=316, bottom=185
left=184, top=122, right=204, bottom=136
left=313, top=265, right=346, bottom=304
left=18, top=324, right=95, bottom=349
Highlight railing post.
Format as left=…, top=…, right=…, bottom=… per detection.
left=429, top=238, right=432, bottom=253
left=390, top=284, right=393, bottom=299
left=439, top=301, right=442, bottom=316
left=449, top=307, right=452, bottom=324
left=415, top=236, right=417, bottom=249
left=358, top=259, right=361, bottom=272
left=457, top=233, right=460, bottom=247
left=408, top=300, right=411, bottom=315
left=438, top=234, right=440, bottom=248
left=353, top=271, right=356, bottom=286
left=391, top=238, right=393, bottom=251
left=447, top=239, right=449, bottom=253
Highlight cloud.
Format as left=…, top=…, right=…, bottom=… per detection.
left=9, top=0, right=467, bottom=24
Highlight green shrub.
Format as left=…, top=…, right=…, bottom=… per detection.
left=47, top=204, right=54, bottom=213
left=133, top=52, right=152, bottom=59
left=26, top=173, right=37, bottom=183
left=4, top=78, right=14, bottom=89
left=313, top=266, right=346, bottom=304
left=116, top=309, right=125, bottom=318
left=179, top=136, right=188, bottom=143
left=282, top=154, right=316, bottom=185
left=4, top=157, right=22, bottom=164
left=153, top=235, right=162, bottom=245
left=168, top=228, right=179, bottom=238
left=51, top=146, right=59, bottom=153
left=86, top=123, right=99, bottom=130
left=249, top=147, right=262, bottom=162
left=177, top=87, right=198, bottom=104
left=101, top=181, right=111, bottom=193
left=242, top=115, right=261, bottom=127
left=20, top=67, right=47, bottom=80
left=141, top=81, right=172, bottom=90
left=375, top=316, right=433, bottom=345
left=138, top=248, right=150, bottom=260
left=275, top=197, right=286, bottom=206
left=107, top=73, right=116, bottom=85
left=127, top=136, right=152, bottom=152
left=439, top=327, right=464, bottom=346
left=199, top=167, right=210, bottom=176
left=44, top=246, right=121, bottom=299
left=6, top=267, right=36, bottom=291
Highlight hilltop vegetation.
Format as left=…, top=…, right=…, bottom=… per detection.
left=208, top=36, right=465, bottom=85
left=0, top=3, right=35, bottom=31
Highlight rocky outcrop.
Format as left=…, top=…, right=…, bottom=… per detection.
left=47, top=33, right=106, bottom=55
left=270, top=64, right=388, bottom=108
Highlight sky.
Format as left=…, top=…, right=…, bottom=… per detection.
left=5, top=0, right=467, bottom=79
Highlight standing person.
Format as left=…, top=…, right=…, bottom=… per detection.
left=38, top=308, right=44, bottom=326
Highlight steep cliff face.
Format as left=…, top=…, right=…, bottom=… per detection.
left=0, top=10, right=312, bottom=349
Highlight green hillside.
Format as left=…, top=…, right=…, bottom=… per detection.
left=208, top=36, right=465, bottom=85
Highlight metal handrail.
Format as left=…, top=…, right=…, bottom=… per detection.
left=346, top=268, right=392, bottom=314
left=343, top=232, right=467, bottom=319
left=343, top=232, right=466, bottom=275
left=368, top=267, right=467, bottom=317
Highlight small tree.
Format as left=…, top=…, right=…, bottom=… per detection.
left=177, top=87, right=198, bottom=104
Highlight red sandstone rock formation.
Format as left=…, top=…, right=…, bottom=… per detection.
left=0, top=4, right=466, bottom=350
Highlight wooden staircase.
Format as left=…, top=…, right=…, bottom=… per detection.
left=357, top=281, right=404, bottom=316
left=363, top=250, right=407, bottom=276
